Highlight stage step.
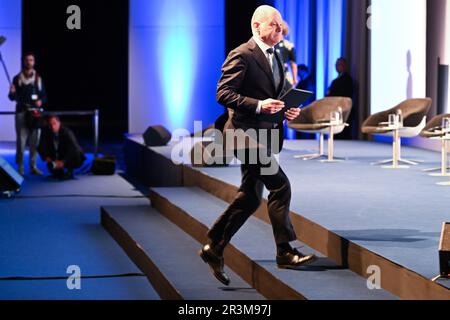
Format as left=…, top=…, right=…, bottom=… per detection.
left=101, top=205, right=265, bottom=300
left=150, top=187, right=399, bottom=300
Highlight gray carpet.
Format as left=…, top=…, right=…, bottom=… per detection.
left=147, top=137, right=450, bottom=284
left=0, top=144, right=159, bottom=300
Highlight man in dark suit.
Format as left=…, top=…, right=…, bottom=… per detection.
left=199, top=5, right=316, bottom=286
left=38, top=115, right=86, bottom=180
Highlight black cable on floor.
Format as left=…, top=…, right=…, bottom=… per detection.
left=0, top=273, right=146, bottom=281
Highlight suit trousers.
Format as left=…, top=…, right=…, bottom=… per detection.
left=207, top=148, right=297, bottom=247
left=15, top=112, right=39, bottom=169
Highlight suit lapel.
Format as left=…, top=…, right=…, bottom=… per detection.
left=248, top=39, right=276, bottom=91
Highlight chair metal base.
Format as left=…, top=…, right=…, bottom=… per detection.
left=407, top=159, right=424, bottom=164
left=294, top=129, right=346, bottom=163
left=424, top=165, right=450, bottom=176
left=294, top=154, right=346, bottom=162
left=294, top=153, right=326, bottom=161
left=372, top=129, right=424, bottom=169
left=381, top=164, right=410, bottom=169
left=372, top=158, right=418, bottom=166
left=320, top=159, right=345, bottom=163
left=424, top=139, right=449, bottom=177
left=422, top=167, right=450, bottom=173
left=429, top=172, right=450, bottom=177
left=400, top=159, right=421, bottom=166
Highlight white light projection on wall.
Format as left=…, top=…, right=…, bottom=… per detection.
left=370, top=0, right=427, bottom=114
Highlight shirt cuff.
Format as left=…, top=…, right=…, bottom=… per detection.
left=256, top=101, right=262, bottom=114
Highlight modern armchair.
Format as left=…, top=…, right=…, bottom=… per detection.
left=288, top=97, right=353, bottom=162
left=361, top=98, right=432, bottom=169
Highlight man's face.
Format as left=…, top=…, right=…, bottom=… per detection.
left=49, top=118, right=61, bottom=134
left=255, top=12, right=283, bottom=47
left=23, top=55, right=35, bottom=70
left=336, top=59, right=347, bottom=74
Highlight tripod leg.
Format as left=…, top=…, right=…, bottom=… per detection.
left=0, top=51, right=12, bottom=85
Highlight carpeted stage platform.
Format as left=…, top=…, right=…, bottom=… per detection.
left=0, top=142, right=159, bottom=300
left=2, top=136, right=450, bottom=300
left=124, top=135, right=450, bottom=299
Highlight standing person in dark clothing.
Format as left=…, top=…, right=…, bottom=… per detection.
left=327, top=58, right=353, bottom=98
left=8, top=53, right=47, bottom=176
left=38, top=115, right=86, bottom=180
left=327, top=57, right=355, bottom=139
left=296, top=64, right=316, bottom=106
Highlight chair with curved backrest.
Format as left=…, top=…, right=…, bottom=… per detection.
left=420, top=113, right=450, bottom=176
left=420, top=113, right=450, bottom=138
left=288, top=97, right=353, bottom=162
left=361, top=98, right=432, bottom=168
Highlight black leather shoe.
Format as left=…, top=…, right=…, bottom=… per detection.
left=199, top=244, right=230, bottom=286
left=276, top=249, right=317, bottom=269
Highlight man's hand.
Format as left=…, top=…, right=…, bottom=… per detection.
left=285, top=108, right=301, bottom=121
left=34, top=100, right=42, bottom=108
left=260, top=99, right=284, bottom=115
left=55, top=160, right=65, bottom=169
left=10, top=84, right=16, bottom=94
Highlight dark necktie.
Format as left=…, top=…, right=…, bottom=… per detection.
left=267, top=48, right=281, bottom=92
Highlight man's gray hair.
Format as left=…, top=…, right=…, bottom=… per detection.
left=251, top=5, right=281, bottom=37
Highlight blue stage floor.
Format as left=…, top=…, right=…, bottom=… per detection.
left=146, top=137, right=450, bottom=284
left=0, top=143, right=159, bottom=300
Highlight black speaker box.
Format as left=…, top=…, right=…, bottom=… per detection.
left=0, top=156, right=24, bottom=193
left=143, top=125, right=172, bottom=147
left=439, top=222, right=450, bottom=277
left=91, top=156, right=116, bottom=176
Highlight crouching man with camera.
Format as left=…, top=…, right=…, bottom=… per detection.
left=38, top=115, right=86, bottom=180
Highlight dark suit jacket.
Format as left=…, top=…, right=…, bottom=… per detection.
left=216, top=38, right=291, bottom=153
left=38, top=126, right=86, bottom=167
left=327, top=72, right=354, bottom=99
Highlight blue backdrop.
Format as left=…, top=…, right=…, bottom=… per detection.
left=129, top=0, right=225, bottom=134
left=274, top=0, right=347, bottom=139
left=274, top=0, right=347, bottom=98
left=128, top=0, right=347, bottom=136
